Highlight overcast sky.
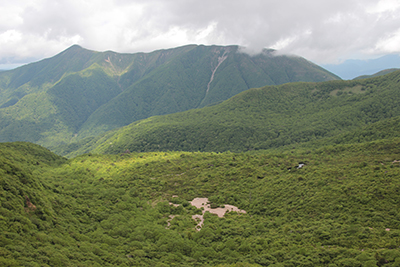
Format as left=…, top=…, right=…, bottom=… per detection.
left=1, top=0, right=400, bottom=68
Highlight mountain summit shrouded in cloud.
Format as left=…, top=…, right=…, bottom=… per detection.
left=1, top=0, right=400, bottom=69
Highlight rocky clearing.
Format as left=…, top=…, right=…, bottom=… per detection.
left=169, top=197, right=246, bottom=231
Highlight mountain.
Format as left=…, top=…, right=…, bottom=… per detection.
left=2, top=137, right=400, bottom=266
left=322, top=54, right=400, bottom=80
left=54, top=70, right=400, bottom=157
left=4, top=45, right=400, bottom=267
left=353, top=68, right=400, bottom=80
left=0, top=44, right=339, bottom=149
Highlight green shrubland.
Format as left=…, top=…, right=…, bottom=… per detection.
left=2, top=139, right=400, bottom=266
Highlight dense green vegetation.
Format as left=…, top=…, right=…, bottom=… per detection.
left=2, top=138, right=400, bottom=266
left=55, top=70, right=400, bottom=157
left=3, top=45, right=400, bottom=267
left=353, top=69, right=400, bottom=80
left=0, top=45, right=338, bottom=149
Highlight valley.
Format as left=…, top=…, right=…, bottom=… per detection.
left=1, top=45, right=400, bottom=266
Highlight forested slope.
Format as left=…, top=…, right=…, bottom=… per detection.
left=55, top=70, right=400, bottom=157
left=353, top=68, right=400, bottom=80
left=0, top=45, right=338, bottom=149
left=2, top=139, right=400, bottom=266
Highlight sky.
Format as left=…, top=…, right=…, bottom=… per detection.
left=1, top=0, right=400, bottom=69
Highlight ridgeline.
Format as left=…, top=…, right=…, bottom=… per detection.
left=55, top=70, right=400, bottom=158
left=0, top=45, right=338, bottom=149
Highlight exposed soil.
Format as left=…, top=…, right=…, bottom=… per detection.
left=190, top=197, right=246, bottom=231
left=169, top=202, right=180, bottom=207
left=167, top=197, right=246, bottom=231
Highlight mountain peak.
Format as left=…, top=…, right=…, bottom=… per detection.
left=67, top=44, right=84, bottom=50
left=60, top=44, right=87, bottom=55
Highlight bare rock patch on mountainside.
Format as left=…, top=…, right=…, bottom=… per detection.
left=168, top=197, right=246, bottom=231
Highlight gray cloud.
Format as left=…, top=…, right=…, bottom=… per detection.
left=1, top=0, right=400, bottom=66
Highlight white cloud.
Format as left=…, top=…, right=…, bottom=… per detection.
left=1, top=0, right=400, bottom=65
left=0, top=30, right=22, bottom=44
left=366, top=0, right=400, bottom=14
left=374, top=28, right=400, bottom=53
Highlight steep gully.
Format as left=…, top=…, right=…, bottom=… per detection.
left=197, top=50, right=229, bottom=107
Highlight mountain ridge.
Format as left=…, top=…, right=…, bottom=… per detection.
left=353, top=68, right=400, bottom=80
left=53, top=70, right=400, bottom=157
left=0, top=44, right=339, bottom=148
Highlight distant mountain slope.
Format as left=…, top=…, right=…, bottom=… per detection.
left=54, top=70, right=400, bottom=157
left=0, top=45, right=339, bottom=148
left=322, top=54, right=400, bottom=80
left=353, top=68, right=399, bottom=80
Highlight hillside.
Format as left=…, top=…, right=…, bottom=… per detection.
left=0, top=45, right=339, bottom=149
left=353, top=68, right=400, bottom=80
left=55, top=70, right=400, bottom=158
left=2, top=138, right=400, bottom=266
